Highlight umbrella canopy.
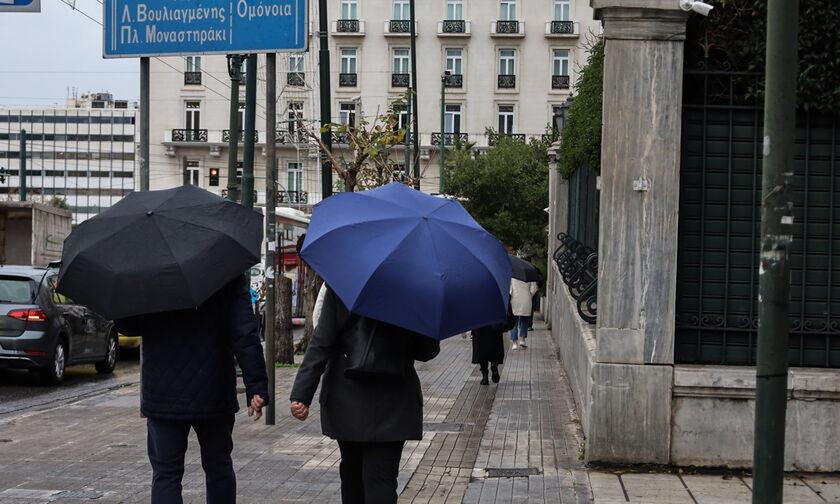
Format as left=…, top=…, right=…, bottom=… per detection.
left=57, top=185, right=263, bottom=320
left=301, top=182, right=511, bottom=340
left=509, top=255, right=542, bottom=283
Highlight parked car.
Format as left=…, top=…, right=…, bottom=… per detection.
left=0, top=264, right=118, bottom=384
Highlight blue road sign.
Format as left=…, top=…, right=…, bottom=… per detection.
left=102, top=0, right=308, bottom=58
left=0, top=0, right=41, bottom=13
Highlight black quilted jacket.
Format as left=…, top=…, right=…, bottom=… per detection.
left=115, top=275, right=269, bottom=419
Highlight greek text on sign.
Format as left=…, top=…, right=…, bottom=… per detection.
left=103, top=0, right=308, bottom=58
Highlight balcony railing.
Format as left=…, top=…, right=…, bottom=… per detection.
left=442, top=20, right=465, bottom=33
left=337, top=19, right=359, bottom=32
left=391, top=73, right=410, bottom=87
left=389, top=19, right=411, bottom=33
left=551, top=20, right=575, bottom=34
left=171, top=129, right=207, bottom=142
left=332, top=132, right=350, bottom=144
left=496, top=20, right=519, bottom=34
left=553, top=232, right=598, bottom=324
left=431, top=132, right=469, bottom=146
left=287, top=72, right=305, bottom=87
left=444, top=74, right=463, bottom=88
left=488, top=133, right=526, bottom=146
left=222, top=130, right=259, bottom=143
left=339, top=73, right=357, bottom=87
left=277, top=189, right=308, bottom=204
left=276, top=130, right=307, bottom=144
left=498, top=74, right=516, bottom=88
left=184, top=72, right=202, bottom=85
left=552, top=75, right=571, bottom=89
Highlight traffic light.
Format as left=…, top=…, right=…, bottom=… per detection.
left=209, top=168, right=219, bottom=186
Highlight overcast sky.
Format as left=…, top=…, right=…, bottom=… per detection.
left=1, top=0, right=139, bottom=107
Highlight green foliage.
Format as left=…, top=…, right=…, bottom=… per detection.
left=49, top=196, right=69, bottom=210
left=557, top=39, right=604, bottom=179
left=685, top=0, right=840, bottom=112
left=275, top=362, right=301, bottom=368
left=444, top=130, right=552, bottom=251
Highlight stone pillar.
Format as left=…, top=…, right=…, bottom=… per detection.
left=587, top=0, right=688, bottom=464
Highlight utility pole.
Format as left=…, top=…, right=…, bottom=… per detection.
left=318, top=0, right=332, bottom=198
left=226, top=55, right=243, bottom=202
left=752, top=1, right=798, bottom=503
left=19, top=129, right=26, bottom=201
left=139, top=57, right=149, bottom=191
left=409, top=0, right=419, bottom=187
left=404, top=95, right=411, bottom=180
left=242, top=54, right=257, bottom=208
left=439, top=72, right=448, bottom=194
left=264, top=53, right=277, bottom=425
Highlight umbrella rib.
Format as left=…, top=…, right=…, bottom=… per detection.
left=148, top=216, right=197, bottom=305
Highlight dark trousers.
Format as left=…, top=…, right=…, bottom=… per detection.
left=478, top=361, right=499, bottom=373
left=337, top=440, right=405, bottom=504
left=147, top=415, right=236, bottom=504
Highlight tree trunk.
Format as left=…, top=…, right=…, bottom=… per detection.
left=294, top=265, right=323, bottom=354
left=275, top=275, right=294, bottom=364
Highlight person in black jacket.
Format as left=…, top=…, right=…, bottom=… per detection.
left=289, top=285, right=440, bottom=504
left=471, top=305, right=515, bottom=385
left=115, top=274, right=269, bottom=504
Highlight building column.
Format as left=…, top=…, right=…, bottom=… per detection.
left=587, top=0, right=688, bottom=464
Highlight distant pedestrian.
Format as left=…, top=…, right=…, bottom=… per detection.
left=509, top=278, right=538, bottom=349
left=115, top=274, right=269, bottom=504
left=471, top=305, right=515, bottom=385
left=290, top=285, right=440, bottom=504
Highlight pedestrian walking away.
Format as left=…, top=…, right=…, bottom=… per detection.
left=289, top=285, right=440, bottom=503
left=471, top=304, right=515, bottom=385
left=509, top=277, right=538, bottom=349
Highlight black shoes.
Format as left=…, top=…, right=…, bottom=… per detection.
left=491, top=366, right=500, bottom=383
left=480, top=372, right=489, bottom=385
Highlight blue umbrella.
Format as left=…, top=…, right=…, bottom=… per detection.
left=301, top=182, right=511, bottom=340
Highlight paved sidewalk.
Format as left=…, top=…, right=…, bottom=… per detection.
left=1, top=322, right=838, bottom=503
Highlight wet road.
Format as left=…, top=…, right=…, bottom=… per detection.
left=0, top=352, right=141, bottom=422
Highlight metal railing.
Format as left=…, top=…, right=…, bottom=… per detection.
left=498, top=74, right=516, bottom=88
left=496, top=20, right=519, bottom=33
left=444, top=74, right=463, bottom=88
left=552, top=75, right=571, bottom=89
left=171, top=129, right=207, bottom=142
left=389, top=19, right=411, bottom=32
left=551, top=20, right=575, bottom=34
left=337, top=19, right=359, bottom=32
left=339, top=73, right=357, bottom=87
left=487, top=133, right=526, bottom=146
left=277, top=189, right=308, bottom=204
left=391, top=73, right=410, bottom=87
left=287, top=72, right=305, bottom=87
left=553, top=232, right=597, bottom=324
left=184, top=72, right=202, bottom=85
left=222, top=130, right=259, bottom=143
left=276, top=130, right=307, bottom=144
left=431, top=132, right=469, bottom=146
left=442, top=20, right=465, bottom=33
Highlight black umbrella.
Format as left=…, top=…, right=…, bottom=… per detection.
left=509, top=255, right=542, bottom=283
left=56, top=185, right=263, bottom=320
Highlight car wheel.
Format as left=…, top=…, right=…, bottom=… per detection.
left=95, top=331, right=118, bottom=374
left=43, top=339, right=67, bottom=385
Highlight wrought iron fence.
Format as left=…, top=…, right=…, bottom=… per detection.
left=487, top=133, right=526, bottom=146
left=337, top=19, right=359, bottom=32
left=442, top=20, right=465, bottom=33
left=553, top=232, right=597, bottom=323
left=552, top=75, right=570, bottom=89
left=171, top=129, right=207, bottom=142
left=496, top=20, right=519, bottom=33
left=431, top=132, right=469, bottom=146
left=287, top=72, right=305, bottom=87
left=389, top=20, right=410, bottom=32
left=277, top=190, right=308, bottom=204
left=339, top=73, right=357, bottom=87
left=184, top=72, right=202, bottom=85
left=676, top=69, right=840, bottom=367
left=276, top=130, right=307, bottom=144
left=550, top=20, right=575, bottom=34
left=444, top=74, right=463, bottom=88
left=222, top=130, right=259, bottom=143
left=498, top=74, right=516, bottom=89
left=391, top=73, right=410, bottom=87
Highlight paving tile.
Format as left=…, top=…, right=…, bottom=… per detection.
left=620, top=473, right=693, bottom=503
left=681, top=474, right=751, bottom=504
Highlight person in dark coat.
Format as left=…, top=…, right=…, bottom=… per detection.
left=471, top=305, right=516, bottom=385
left=115, top=274, right=269, bottom=504
left=289, top=285, right=440, bottom=504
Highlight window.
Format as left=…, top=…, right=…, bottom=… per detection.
left=289, top=53, right=304, bottom=73
left=394, top=103, right=409, bottom=130
left=340, top=49, right=357, bottom=74
left=185, top=56, right=201, bottom=72
left=184, top=101, right=201, bottom=130
left=444, top=104, right=461, bottom=134
left=499, top=49, right=516, bottom=75
left=393, top=0, right=409, bottom=20
left=287, top=162, right=302, bottom=193
left=446, top=0, right=463, bottom=20
left=498, top=105, right=514, bottom=134
left=237, top=103, right=246, bottom=132
left=341, top=0, right=357, bottom=19
left=554, top=0, right=571, bottom=21
left=339, top=103, right=356, bottom=128
left=500, top=0, right=516, bottom=20
left=553, top=49, right=570, bottom=76
left=185, top=159, right=200, bottom=186
left=288, top=102, right=303, bottom=138
left=445, top=48, right=463, bottom=75
left=393, top=49, right=410, bottom=74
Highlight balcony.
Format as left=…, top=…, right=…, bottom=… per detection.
left=339, top=73, right=357, bottom=87
left=276, top=130, right=307, bottom=144
left=332, top=19, right=365, bottom=35
left=277, top=189, right=308, bottom=204
left=444, top=74, right=463, bottom=88
left=391, top=73, right=411, bottom=88
left=287, top=72, right=305, bottom=87
left=332, top=132, right=349, bottom=144
left=171, top=129, right=207, bottom=142
left=498, top=74, right=516, bottom=89
left=437, top=20, right=471, bottom=37
left=222, top=130, right=259, bottom=143
left=431, top=132, right=469, bottom=146
left=545, top=20, right=579, bottom=38
left=552, top=75, right=571, bottom=89
left=491, top=20, right=524, bottom=37
left=385, top=19, right=417, bottom=36
left=488, top=133, right=526, bottom=146
left=184, top=72, right=202, bottom=85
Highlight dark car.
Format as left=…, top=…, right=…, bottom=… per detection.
left=0, top=264, right=118, bottom=384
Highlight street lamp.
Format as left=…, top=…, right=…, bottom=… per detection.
left=554, top=93, right=574, bottom=134
left=440, top=70, right=450, bottom=193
